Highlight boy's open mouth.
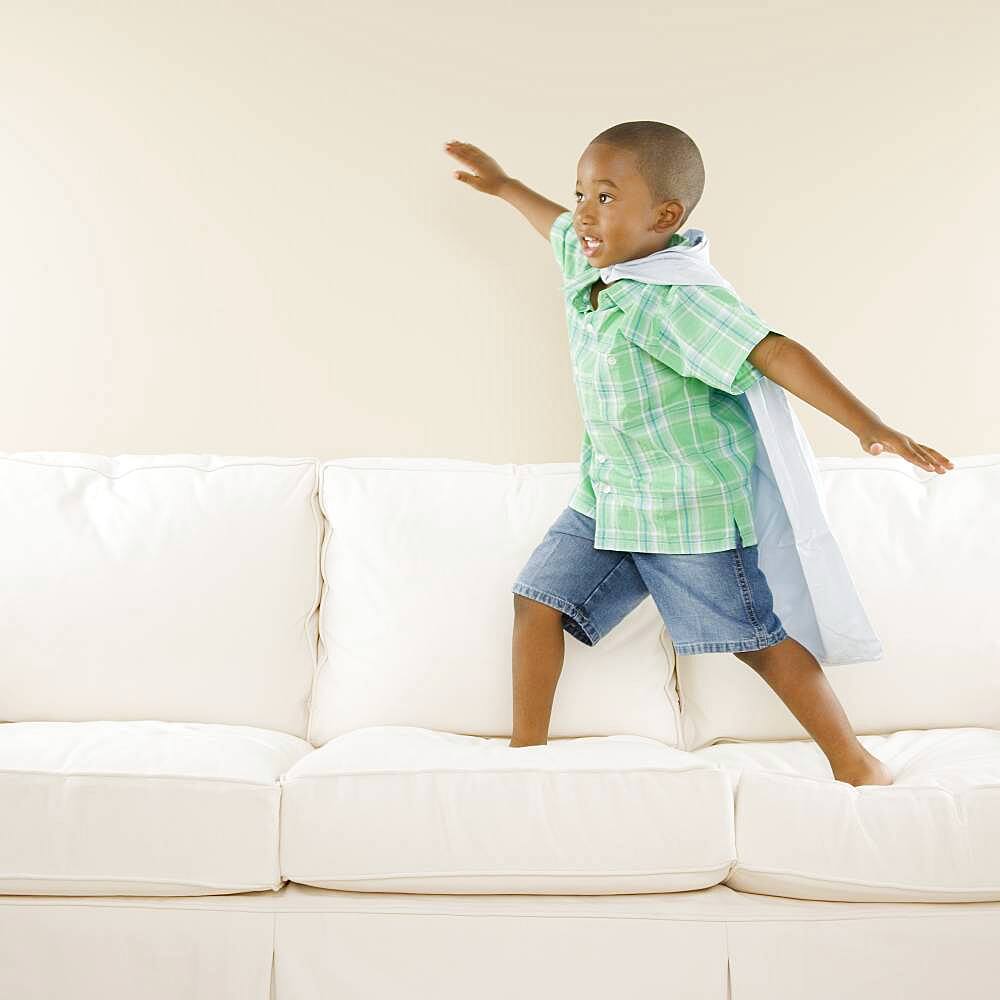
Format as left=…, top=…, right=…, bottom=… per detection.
left=581, top=235, right=603, bottom=257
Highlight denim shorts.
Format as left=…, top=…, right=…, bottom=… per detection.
left=511, top=505, right=788, bottom=655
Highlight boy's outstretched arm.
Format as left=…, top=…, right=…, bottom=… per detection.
left=444, top=139, right=568, bottom=239
left=749, top=333, right=955, bottom=474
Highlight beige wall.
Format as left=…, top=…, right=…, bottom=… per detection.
left=1, top=2, right=996, bottom=463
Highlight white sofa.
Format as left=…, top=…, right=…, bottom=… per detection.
left=1, top=449, right=999, bottom=1000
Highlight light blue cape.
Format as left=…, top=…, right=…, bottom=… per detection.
left=601, top=229, right=884, bottom=667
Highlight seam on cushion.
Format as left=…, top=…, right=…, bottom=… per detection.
left=3, top=895, right=998, bottom=921
left=0, top=770, right=285, bottom=787
left=736, top=770, right=1000, bottom=792
left=658, top=626, right=682, bottom=745
left=304, top=458, right=326, bottom=746
left=283, top=765, right=724, bottom=778
left=320, top=461, right=578, bottom=478
left=3, top=874, right=279, bottom=890
left=0, top=457, right=317, bottom=478
left=295, top=862, right=736, bottom=880
left=730, top=865, right=1000, bottom=894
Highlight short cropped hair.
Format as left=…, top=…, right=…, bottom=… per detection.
left=589, top=121, right=705, bottom=228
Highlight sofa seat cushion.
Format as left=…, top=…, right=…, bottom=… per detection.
left=695, top=727, right=1000, bottom=902
left=280, top=725, right=735, bottom=894
left=0, top=721, right=313, bottom=895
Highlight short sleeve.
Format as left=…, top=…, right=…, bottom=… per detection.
left=549, top=210, right=590, bottom=281
left=623, top=283, right=771, bottom=395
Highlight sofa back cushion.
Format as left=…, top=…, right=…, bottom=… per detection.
left=0, top=453, right=322, bottom=738
left=308, top=458, right=680, bottom=746
left=677, top=454, right=999, bottom=749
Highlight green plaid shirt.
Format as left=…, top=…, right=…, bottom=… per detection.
left=550, top=209, right=772, bottom=554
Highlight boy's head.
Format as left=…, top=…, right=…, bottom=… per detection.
left=574, top=121, right=705, bottom=268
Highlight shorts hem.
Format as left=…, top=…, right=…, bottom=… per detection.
left=511, top=582, right=601, bottom=646
left=672, top=624, right=789, bottom=656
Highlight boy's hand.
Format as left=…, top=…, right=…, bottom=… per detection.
left=858, top=420, right=954, bottom=474
left=444, top=140, right=511, bottom=196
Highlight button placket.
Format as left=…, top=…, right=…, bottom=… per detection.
left=571, top=315, right=608, bottom=423
left=593, top=452, right=608, bottom=492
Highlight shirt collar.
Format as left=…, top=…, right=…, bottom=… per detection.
left=566, top=231, right=691, bottom=314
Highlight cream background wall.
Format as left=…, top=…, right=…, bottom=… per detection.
left=1, top=2, right=996, bottom=460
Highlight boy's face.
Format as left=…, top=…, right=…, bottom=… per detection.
left=574, top=142, right=685, bottom=270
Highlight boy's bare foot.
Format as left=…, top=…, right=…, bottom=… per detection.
left=832, top=749, right=894, bottom=787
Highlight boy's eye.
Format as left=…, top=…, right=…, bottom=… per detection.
left=575, top=192, right=612, bottom=204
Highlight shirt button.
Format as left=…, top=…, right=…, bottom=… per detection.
left=607, top=356, right=617, bottom=366
left=596, top=454, right=607, bottom=463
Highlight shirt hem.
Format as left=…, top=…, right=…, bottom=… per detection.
left=591, top=506, right=759, bottom=555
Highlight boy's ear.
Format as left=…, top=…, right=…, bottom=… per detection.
left=655, top=199, right=686, bottom=231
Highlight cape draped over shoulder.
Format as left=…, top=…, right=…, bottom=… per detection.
left=599, top=230, right=884, bottom=667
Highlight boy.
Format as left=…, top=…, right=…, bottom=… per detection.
left=444, top=122, right=953, bottom=787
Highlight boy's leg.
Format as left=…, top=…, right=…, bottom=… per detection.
left=510, top=595, right=566, bottom=747
left=734, top=637, right=893, bottom=786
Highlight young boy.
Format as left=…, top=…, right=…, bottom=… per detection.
left=444, top=122, right=954, bottom=787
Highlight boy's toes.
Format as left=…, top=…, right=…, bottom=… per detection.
left=833, top=752, right=894, bottom=787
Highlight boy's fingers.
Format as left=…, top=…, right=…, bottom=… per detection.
left=909, top=441, right=947, bottom=473
left=921, top=444, right=954, bottom=469
left=915, top=443, right=943, bottom=470
left=908, top=440, right=937, bottom=466
left=444, top=140, right=479, bottom=162
left=869, top=436, right=952, bottom=474
left=906, top=440, right=934, bottom=468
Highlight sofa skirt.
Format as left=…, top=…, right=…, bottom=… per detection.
left=2, top=882, right=1000, bottom=1000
